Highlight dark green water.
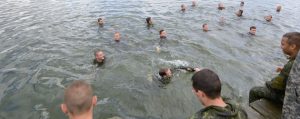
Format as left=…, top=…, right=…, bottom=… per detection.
left=0, top=0, right=299, bottom=118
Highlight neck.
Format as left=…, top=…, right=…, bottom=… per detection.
left=204, top=97, right=227, bottom=108
left=69, top=110, right=93, bottom=119
left=290, top=51, right=299, bottom=60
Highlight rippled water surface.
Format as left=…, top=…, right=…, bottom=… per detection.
left=0, top=0, right=300, bottom=118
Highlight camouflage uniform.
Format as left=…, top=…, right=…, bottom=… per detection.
left=249, top=59, right=295, bottom=104
left=282, top=53, right=300, bottom=119
left=190, top=99, right=248, bottom=119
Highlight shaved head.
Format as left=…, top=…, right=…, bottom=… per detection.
left=64, top=80, right=94, bottom=115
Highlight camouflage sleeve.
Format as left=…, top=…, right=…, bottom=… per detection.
left=267, top=60, right=294, bottom=90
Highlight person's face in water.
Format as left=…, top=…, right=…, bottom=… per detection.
left=265, top=15, right=272, bottom=22
left=250, top=28, right=256, bottom=35
left=281, top=37, right=296, bottom=58
left=98, top=18, right=104, bottom=25
left=160, top=31, right=167, bottom=38
left=95, top=51, right=105, bottom=63
left=114, top=33, right=120, bottom=42
left=203, top=24, right=208, bottom=31
left=181, top=4, right=186, bottom=11
left=166, top=69, right=172, bottom=77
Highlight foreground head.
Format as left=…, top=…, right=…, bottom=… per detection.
left=265, top=15, right=272, bottom=22
left=202, top=23, right=208, bottom=32
left=146, top=17, right=153, bottom=25
left=94, top=49, right=105, bottom=63
left=191, top=69, right=221, bottom=106
left=98, top=18, right=104, bottom=25
left=159, top=30, right=167, bottom=39
left=281, top=32, right=300, bottom=59
left=114, top=32, right=121, bottom=42
left=276, top=4, right=282, bottom=12
left=218, top=3, right=225, bottom=10
left=159, top=68, right=172, bottom=78
left=61, top=80, right=97, bottom=118
left=181, top=4, right=186, bottom=12
left=249, top=26, right=256, bottom=35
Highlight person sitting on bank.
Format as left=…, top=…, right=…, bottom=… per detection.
left=236, top=9, right=243, bottom=17
left=202, top=23, right=209, bottom=32
left=264, top=15, right=272, bottom=22
left=159, top=30, right=167, bottom=39
left=190, top=69, right=248, bottom=119
left=61, top=80, right=97, bottom=119
left=181, top=4, right=187, bottom=12
left=93, top=49, right=105, bottom=67
left=249, top=32, right=300, bottom=104
left=146, top=17, right=153, bottom=27
left=97, top=18, right=104, bottom=26
left=249, top=26, right=256, bottom=35
left=158, top=66, right=200, bottom=84
left=276, top=4, right=282, bottom=12
left=218, top=2, right=225, bottom=10
left=114, top=32, right=121, bottom=42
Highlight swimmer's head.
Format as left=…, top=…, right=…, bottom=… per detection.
left=114, top=32, right=121, bottom=42
left=94, top=49, right=105, bottom=63
left=276, top=4, right=282, bottom=12
left=192, top=0, right=196, bottom=7
left=146, top=17, right=153, bottom=25
left=218, top=3, right=225, bottom=10
left=236, top=9, right=243, bottom=17
left=202, top=23, right=208, bottom=32
left=240, top=1, right=244, bottom=7
left=159, top=30, right=167, bottom=39
left=181, top=4, right=186, bottom=12
left=265, top=15, right=272, bottom=22
left=98, top=18, right=104, bottom=25
left=249, top=26, right=256, bottom=35
left=159, top=68, right=172, bottom=78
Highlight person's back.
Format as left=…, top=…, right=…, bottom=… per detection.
left=190, top=69, right=247, bottom=119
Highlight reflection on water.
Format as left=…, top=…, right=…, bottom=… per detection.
left=0, top=0, right=300, bottom=118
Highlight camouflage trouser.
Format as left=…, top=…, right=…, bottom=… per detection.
left=249, top=86, right=284, bottom=104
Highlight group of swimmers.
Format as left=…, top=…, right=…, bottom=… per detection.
left=58, top=1, right=300, bottom=119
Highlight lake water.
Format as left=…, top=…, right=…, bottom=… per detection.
left=0, top=0, right=300, bottom=118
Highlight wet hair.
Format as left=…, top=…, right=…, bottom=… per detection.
left=64, top=80, right=93, bottom=115
left=159, top=30, right=165, bottom=35
left=250, top=26, right=256, bottom=30
left=146, top=17, right=151, bottom=24
left=159, top=68, right=168, bottom=77
left=283, top=32, right=300, bottom=49
left=94, top=49, right=103, bottom=56
left=98, top=18, right=102, bottom=22
left=202, top=23, right=207, bottom=28
left=191, top=69, right=221, bottom=99
left=240, top=1, right=244, bottom=6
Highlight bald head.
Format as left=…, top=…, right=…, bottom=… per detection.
left=64, top=80, right=94, bottom=115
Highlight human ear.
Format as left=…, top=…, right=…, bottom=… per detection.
left=61, top=104, right=68, bottom=114
left=92, top=96, right=97, bottom=106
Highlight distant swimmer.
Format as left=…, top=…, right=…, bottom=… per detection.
left=276, top=4, right=282, bottom=12
left=192, top=0, right=197, bottom=7
left=264, top=15, right=272, bottom=22
left=235, top=9, right=243, bottom=17
left=181, top=4, right=187, bottom=12
left=202, top=23, right=209, bottom=32
left=249, top=26, right=256, bottom=35
left=146, top=17, right=153, bottom=27
left=114, top=32, right=121, bottom=42
left=159, top=29, right=167, bottom=39
left=98, top=17, right=104, bottom=26
left=240, top=0, right=244, bottom=7
left=93, top=49, right=105, bottom=67
left=218, top=2, right=225, bottom=10
left=158, top=66, right=200, bottom=84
